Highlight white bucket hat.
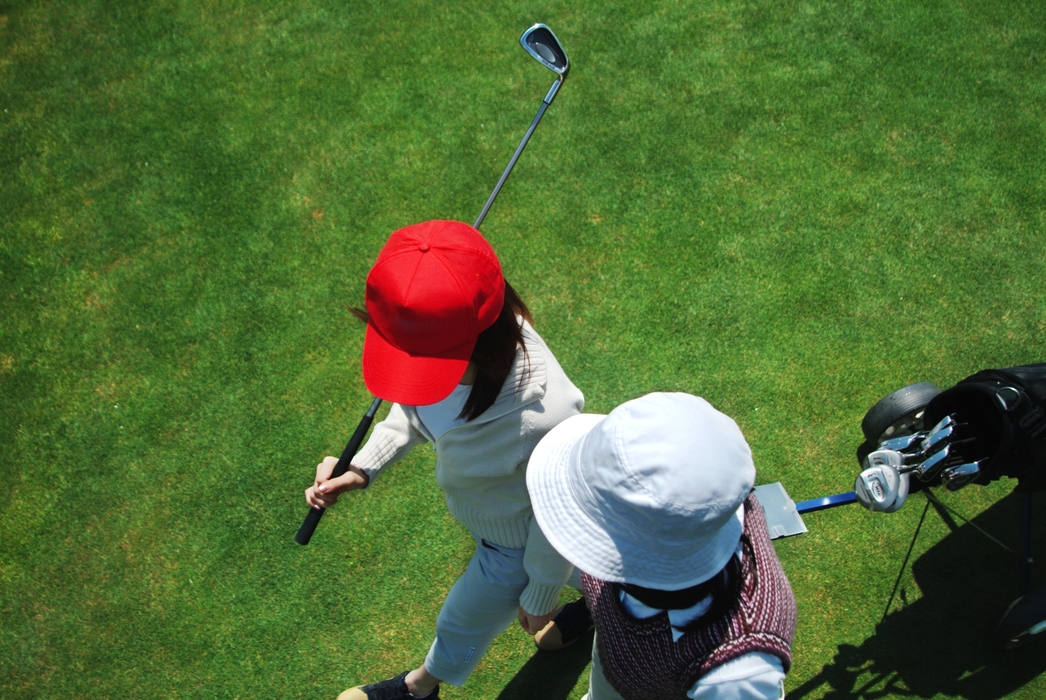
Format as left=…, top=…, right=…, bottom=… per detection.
left=527, top=392, right=755, bottom=590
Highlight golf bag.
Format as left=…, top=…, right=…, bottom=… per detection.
left=921, top=362, right=1046, bottom=492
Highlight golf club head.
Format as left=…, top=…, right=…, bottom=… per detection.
left=942, top=461, right=982, bottom=491
left=880, top=431, right=928, bottom=453
left=920, top=422, right=955, bottom=456
left=927, top=414, right=956, bottom=434
left=855, top=449, right=910, bottom=513
left=914, top=443, right=951, bottom=481
left=521, top=24, right=569, bottom=78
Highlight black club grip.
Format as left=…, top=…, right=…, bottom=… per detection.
left=295, top=398, right=383, bottom=545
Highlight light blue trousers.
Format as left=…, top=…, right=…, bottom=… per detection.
left=424, top=539, right=528, bottom=686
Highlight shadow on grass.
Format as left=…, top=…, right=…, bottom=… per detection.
left=791, top=490, right=1046, bottom=699
left=496, top=628, right=595, bottom=700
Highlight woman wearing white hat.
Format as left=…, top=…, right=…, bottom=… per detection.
left=527, top=392, right=796, bottom=700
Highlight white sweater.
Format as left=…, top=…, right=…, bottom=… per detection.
left=352, top=321, right=585, bottom=615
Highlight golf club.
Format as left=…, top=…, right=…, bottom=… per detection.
left=295, top=23, right=571, bottom=546
left=295, top=397, right=382, bottom=545
left=942, top=461, right=982, bottom=491
left=914, top=443, right=952, bottom=481
left=473, top=24, right=570, bottom=229
left=854, top=449, right=910, bottom=513
left=880, top=432, right=927, bottom=453
left=919, top=415, right=956, bottom=456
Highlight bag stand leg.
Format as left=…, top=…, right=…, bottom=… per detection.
left=1020, top=492, right=1034, bottom=595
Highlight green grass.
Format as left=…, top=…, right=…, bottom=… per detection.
left=2, top=0, right=1045, bottom=697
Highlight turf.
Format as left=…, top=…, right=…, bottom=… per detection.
left=2, top=0, right=1045, bottom=697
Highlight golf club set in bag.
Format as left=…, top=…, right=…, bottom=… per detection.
left=853, top=363, right=1046, bottom=513
left=757, top=362, right=1046, bottom=649
left=851, top=363, right=1046, bottom=649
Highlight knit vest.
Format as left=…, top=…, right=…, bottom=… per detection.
left=581, top=493, right=796, bottom=700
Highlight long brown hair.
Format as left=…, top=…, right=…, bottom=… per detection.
left=460, top=281, right=532, bottom=420
left=351, top=281, right=533, bottom=421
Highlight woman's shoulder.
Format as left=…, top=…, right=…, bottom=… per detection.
left=519, top=318, right=550, bottom=354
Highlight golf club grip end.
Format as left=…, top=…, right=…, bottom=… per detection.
left=294, top=402, right=379, bottom=546
left=295, top=506, right=325, bottom=545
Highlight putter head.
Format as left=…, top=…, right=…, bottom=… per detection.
left=521, top=24, right=569, bottom=79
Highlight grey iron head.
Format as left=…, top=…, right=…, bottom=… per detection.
left=942, top=461, right=982, bottom=491
left=521, top=24, right=570, bottom=78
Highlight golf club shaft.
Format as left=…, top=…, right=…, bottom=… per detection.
left=474, top=79, right=562, bottom=230
left=295, top=397, right=383, bottom=545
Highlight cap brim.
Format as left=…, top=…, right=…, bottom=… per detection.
left=362, top=323, right=473, bottom=405
left=527, top=414, right=744, bottom=589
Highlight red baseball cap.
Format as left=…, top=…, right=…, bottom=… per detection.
left=362, top=220, right=505, bottom=405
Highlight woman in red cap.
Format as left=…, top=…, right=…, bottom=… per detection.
left=305, top=220, right=585, bottom=700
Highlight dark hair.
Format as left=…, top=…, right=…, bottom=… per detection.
left=459, top=281, right=532, bottom=420
left=619, top=552, right=741, bottom=621
left=350, top=280, right=533, bottom=421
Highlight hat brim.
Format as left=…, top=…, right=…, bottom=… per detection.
left=527, top=414, right=745, bottom=589
left=362, top=323, right=473, bottom=406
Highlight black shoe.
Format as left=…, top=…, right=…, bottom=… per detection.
left=534, top=597, right=593, bottom=651
left=337, top=671, right=440, bottom=700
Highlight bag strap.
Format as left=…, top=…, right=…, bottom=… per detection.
left=1018, top=381, right=1046, bottom=439
left=992, top=371, right=1046, bottom=439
